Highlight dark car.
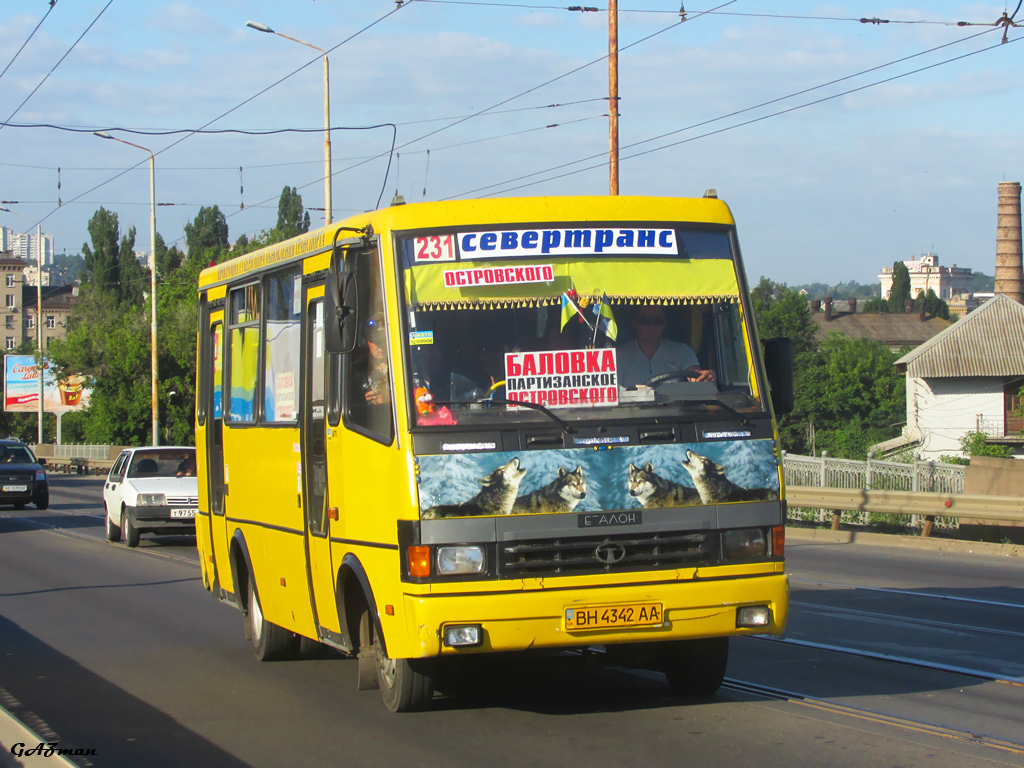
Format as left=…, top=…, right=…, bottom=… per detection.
left=0, top=439, right=49, bottom=510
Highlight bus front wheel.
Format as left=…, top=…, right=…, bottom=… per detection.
left=360, top=609, right=434, bottom=712
left=662, top=637, right=729, bottom=696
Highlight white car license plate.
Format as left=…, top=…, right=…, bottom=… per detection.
left=170, top=508, right=197, bottom=519
left=2, top=484, right=28, bottom=492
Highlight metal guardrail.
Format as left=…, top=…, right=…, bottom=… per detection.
left=44, top=457, right=115, bottom=475
left=786, top=486, right=1024, bottom=536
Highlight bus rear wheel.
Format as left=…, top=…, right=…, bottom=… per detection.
left=662, top=637, right=729, bottom=696
left=360, top=609, right=434, bottom=712
left=247, top=578, right=294, bottom=661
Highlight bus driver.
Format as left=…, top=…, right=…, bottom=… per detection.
left=616, top=305, right=716, bottom=389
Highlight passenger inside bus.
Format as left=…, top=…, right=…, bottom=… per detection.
left=362, top=313, right=390, bottom=406
left=616, top=305, right=716, bottom=388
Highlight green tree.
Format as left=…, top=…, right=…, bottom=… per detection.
left=275, top=186, right=310, bottom=240
left=118, top=226, right=145, bottom=307
left=81, top=207, right=121, bottom=293
left=184, top=205, right=229, bottom=265
left=749, top=278, right=817, bottom=357
left=48, top=285, right=151, bottom=444
left=887, top=261, right=911, bottom=313
left=155, top=231, right=184, bottom=279
left=914, top=288, right=950, bottom=320
left=961, top=431, right=1012, bottom=459
left=750, top=278, right=822, bottom=453
left=811, top=334, right=906, bottom=458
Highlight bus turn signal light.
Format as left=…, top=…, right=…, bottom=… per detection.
left=772, top=526, right=785, bottom=558
left=408, top=546, right=431, bottom=578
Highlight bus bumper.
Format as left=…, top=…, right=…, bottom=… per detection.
left=397, top=572, right=788, bottom=659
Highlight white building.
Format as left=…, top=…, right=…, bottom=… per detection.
left=878, top=252, right=973, bottom=301
left=23, top=265, right=50, bottom=287
left=894, top=294, right=1024, bottom=460
left=0, top=227, right=54, bottom=264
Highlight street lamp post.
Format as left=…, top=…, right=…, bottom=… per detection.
left=93, top=131, right=159, bottom=446
left=246, top=20, right=332, bottom=224
left=0, top=206, right=45, bottom=445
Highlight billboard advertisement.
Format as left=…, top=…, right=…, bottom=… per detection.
left=4, top=355, right=91, bottom=413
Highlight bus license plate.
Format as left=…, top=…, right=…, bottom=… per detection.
left=170, top=509, right=197, bottom=518
left=564, top=603, right=663, bottom=631
left=2, top=485, right=28, bottom=493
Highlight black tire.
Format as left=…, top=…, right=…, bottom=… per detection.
left=105, top=505, right=121, bottom=542
left=247, top=577, right=295, bottom=661
left=662, top=637, right=729, bottom=696
left=123, top=508, right=140, bottom=548
left=364, top=609, right=434, bottom=712
left=34, top=491, right=49, bottom=510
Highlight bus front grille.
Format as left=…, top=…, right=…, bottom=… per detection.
left=499, top=530, right=716, bottom=578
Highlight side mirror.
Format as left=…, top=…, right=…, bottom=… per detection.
left=762, top=337, right=794, bottom=415
left=324, top=247, right=359, bottom=355
left=37, top=457, right=47, bottom=466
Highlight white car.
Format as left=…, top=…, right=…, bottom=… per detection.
left=103, top=446, right=199, bottom=548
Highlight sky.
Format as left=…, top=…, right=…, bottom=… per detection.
left=0, top=1, right=1021, bottom=287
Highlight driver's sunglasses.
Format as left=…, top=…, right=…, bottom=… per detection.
left=638, top=316, right=666, bottom=326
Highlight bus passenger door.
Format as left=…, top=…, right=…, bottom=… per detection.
left=302, top=293, right=340, bottom=635
left=205, top=314, right=231, bottom=594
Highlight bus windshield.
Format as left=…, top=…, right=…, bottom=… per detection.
left=399, top=224, right=763, bottom=427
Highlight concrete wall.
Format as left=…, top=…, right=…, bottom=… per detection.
left=965, top=455, right=1024, bottom=496
left=963, top=455, right=1024, bottom=531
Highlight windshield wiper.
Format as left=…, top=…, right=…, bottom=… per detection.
left=427, top=398, right=576, bottom=434
left=676, top=399, right=755, bottom=425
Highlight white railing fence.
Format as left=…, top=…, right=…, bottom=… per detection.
left=782, top=451, right=966, bottom=529
left=34, top=444, right=115, bottom=460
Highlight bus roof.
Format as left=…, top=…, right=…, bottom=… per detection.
left=198, top=195, right=735, bottom=290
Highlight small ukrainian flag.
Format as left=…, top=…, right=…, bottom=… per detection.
left=592, top=293, right=618, bottom=340
left=560, top=291, right=581, bottom=331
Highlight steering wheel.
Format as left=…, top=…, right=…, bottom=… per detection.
left=644, top=370, right=700, bottom=387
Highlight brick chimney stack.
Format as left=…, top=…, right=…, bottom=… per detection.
left=995, top=181, right=1023, bottom=303
left=824, top=296, right=833, bottom=321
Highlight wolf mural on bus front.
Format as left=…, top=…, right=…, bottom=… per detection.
left=418, top=439, right=780, bottom=519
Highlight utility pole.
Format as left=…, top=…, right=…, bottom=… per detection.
left=608, top=0, right=619, bottom=195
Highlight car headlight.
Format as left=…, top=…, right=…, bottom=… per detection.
left=136, top=493, right=166, bottom=507
left=436, top=546, right=485, bottom=575
left=722, top=528, right=766, bottom=559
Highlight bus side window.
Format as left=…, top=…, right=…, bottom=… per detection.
left=228, top=283, right=260, bottom=423
left=343, top=248, right=394, bottom=444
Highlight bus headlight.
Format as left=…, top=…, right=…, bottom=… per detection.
left=737, top=605, right=772, bottom=628
left=722, top=528, right=766, bottom=559
left=436, top=546, right=485, bottom=575
left=442, top=624, right=482, bottom=647
left=136, top=493, right=166, bottom=507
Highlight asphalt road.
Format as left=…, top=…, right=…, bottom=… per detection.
left=0, top=474, right=1022, bottom=768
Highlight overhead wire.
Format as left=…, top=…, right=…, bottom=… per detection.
left=445, top=26, right=1014, bottom=199
left=0, top=0, right=59, bottom=83
left=30, top=0, right=414, bottom=230
left=0, top=98, right=606, bottom=171
left=260, top=0, right=734, bottom=213
left=0, top=0, right=113, bottom=138
left=415, top=0, right=982, bottom=25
